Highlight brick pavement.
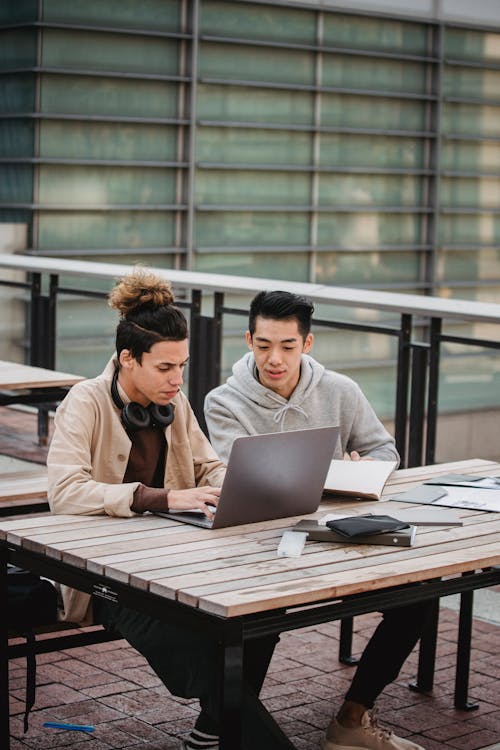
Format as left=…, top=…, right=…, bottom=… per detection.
left=3, top=406, right=500, bottom=750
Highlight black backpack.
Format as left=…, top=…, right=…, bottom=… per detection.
left=8, top=565, right=59, bottom=731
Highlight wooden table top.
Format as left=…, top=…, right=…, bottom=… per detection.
left=0, top=360, right=84, bottom=390
left=0, top=469, right=48, bottom=503
left=1, top=458, right=499, bottom=618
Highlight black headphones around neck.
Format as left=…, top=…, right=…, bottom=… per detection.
left=111, top=368, right=175, bottom=432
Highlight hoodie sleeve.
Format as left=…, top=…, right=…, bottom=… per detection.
left=343, top=381, right=400, bottom=466
left=204, top=389, right=253, bottom=464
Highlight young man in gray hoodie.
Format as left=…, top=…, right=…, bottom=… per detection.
left=204, top=290, right=429, bottom=750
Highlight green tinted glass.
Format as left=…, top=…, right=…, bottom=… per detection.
left=38, top=166, right=176, bottom=205
left=196, top=211, right=310, bottom=247
left=320, top=134, right=424, bottom=168
left=321, top=94, right=426, bottom=130
left=38, top=210, right=175, bottom=248
left=442, top=140, right=500, bottom=172
left=322, top=55, right=427, bottom=95
left=442, top=103, right=500, bottom=137
left=43, top=29, right=180, bottom=75
left=0, top=74, right=35, bottom=112
left=197, top=83, right=314, bottom=124
left=441, top=177, right=500, bottom=208
left=201, top=1, right=315, bottom=44
left=317, top=213, right=422, bottom=246
left=0, top=0, right=37, bottom=23
left=319, top=174, right=422, bottom=207
left=323, top=14, right=427, bottom=54
left=197, top=127, right=312, bottom=165
left=194, top=251, right=309, bottom=281
left=315, top=251, right=419, bottom=284
left=0, top=29, right=36, bottom=67
left=0, top=120, right=34, bottom=157
left=40, top=121, right=179, bottom=161
left=40, top=75, right=179, bottom=117
left=195, top=170, right=310, bottom=205
left=200, top=42, right=314, bottom=85
left=0, top=165, right=33, bottom=202
left=435, top=248, right=500, bottom=281
left=444, top=66, right=500, bottom=100
left=445, top=28, right=500, bottom=63
left=42, top=0, right=181, bottom=30
left=439, top=214, right=500, bottom=244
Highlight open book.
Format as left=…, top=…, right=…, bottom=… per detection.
left=323, top=459, right=397, bottom=500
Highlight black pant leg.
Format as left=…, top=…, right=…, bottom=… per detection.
left=345, top=599, right=436, bottom=708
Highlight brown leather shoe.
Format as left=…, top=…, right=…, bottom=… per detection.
left=320, top=710, right=425, bottom=750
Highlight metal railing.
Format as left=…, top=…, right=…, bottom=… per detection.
left=0, top=253, right=499, bottom=469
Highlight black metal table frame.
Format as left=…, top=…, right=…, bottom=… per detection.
left=2, top=541, right=499, bottom=750
left=0, top=386, right=72, bottom=445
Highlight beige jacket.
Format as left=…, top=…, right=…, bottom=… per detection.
left=47, top=356, right=226, bottom=623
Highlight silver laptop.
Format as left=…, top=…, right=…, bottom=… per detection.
left=159, top=426, right=340, bottom=529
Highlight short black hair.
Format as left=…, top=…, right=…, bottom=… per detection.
left=248, top=291, right=314, bottom=339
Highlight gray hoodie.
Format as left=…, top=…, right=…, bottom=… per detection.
left=204, top=352, right=399, bottom=466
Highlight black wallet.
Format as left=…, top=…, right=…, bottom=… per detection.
left=325, top=514, right=410, bottom=538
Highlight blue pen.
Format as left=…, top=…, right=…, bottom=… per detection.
left=43, top=721, right=95, bottom=733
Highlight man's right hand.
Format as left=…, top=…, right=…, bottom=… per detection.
left=167, top=486, right=221, bottom=519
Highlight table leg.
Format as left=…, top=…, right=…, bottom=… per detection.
left=219, top=621, right=244, bottom=750
left=409, top=597, right=439, bottom=694
left=454, top=588, right=478, bottom=711
left=0, top=548, right=10, bottom=750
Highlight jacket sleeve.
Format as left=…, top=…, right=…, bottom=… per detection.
left=345, top=383, right=400, bottom=466
left=204, top=391, right=251, bottom=464
left=169, top=394, right=227, bottom=487
left=47, top=385, right=139, bottom=517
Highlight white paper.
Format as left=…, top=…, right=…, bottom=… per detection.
left=432, top=486, right=500, bottom=512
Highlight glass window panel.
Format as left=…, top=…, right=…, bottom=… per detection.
left=322, top=56, right=427, bottom=95
left=42, top=0, right=181, bottom=31
left=0, top=29, right=36, bottom=68
left=195, top=211, right=310, bottom=247
left=0, top=120, right=34, bottom=157
left=315, top=250, right=419, bottom=285
left=0, top=165, right=33, bottom=202
left=194, top=251, right=309, bottom=281
left=323, top=14, right=428, bottom=55
left=197, top=84, right=314, bottom=125
left=317, top=212, right=422, bottom=247
left=0, top=0, right=37, bottom=23
left=435, top=248, right=500, bottom=282
left=437, top=350, right=500, bottom=414
left=441, top=177, right=500, bottom=208
left=319, top=174, right=422, bottom=207
left=439, top=214, right=500, bottom=244
left=444, top=66, right=500, bottom=101
left=197, top=126, right=312, bottom=166
left=201, top=1, right=315, bottom=44
left=38, top=210, right=175, bottom=249
left=442, top=140, right=500, bottom=173
left=320, top=134, right=424, bottom=169
left=38, top=165, right=176, bottom=205
left=195, top=170, right=310, bottom=206
left=200, top=42, right=314, bottom=86
left=445, top=28, right=500, bottom=64
left=321, top=94, right=427, bottom=131
left=0, top=73, right=35, bottom=112
left=438, top=286, right=500, bottom=304
left=442, top=103, right=500, bottom=138
left=40, top=75, right=179, bottom=118
left=42, top=29, right=180, bottom=75
left=39, top=121, right=179, bottom=161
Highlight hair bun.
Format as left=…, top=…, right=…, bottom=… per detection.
left=108, top=268, right=174, bottom=317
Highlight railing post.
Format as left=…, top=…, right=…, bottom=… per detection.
left=408, top=344, right=428, bottom=468
left=29, top=272, right=58, bottom=370
left=395, top=313, right=412, bottom=467
left=425, top=317, right=442, bottom=465
left=188, top=289, right=223, bottom=435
